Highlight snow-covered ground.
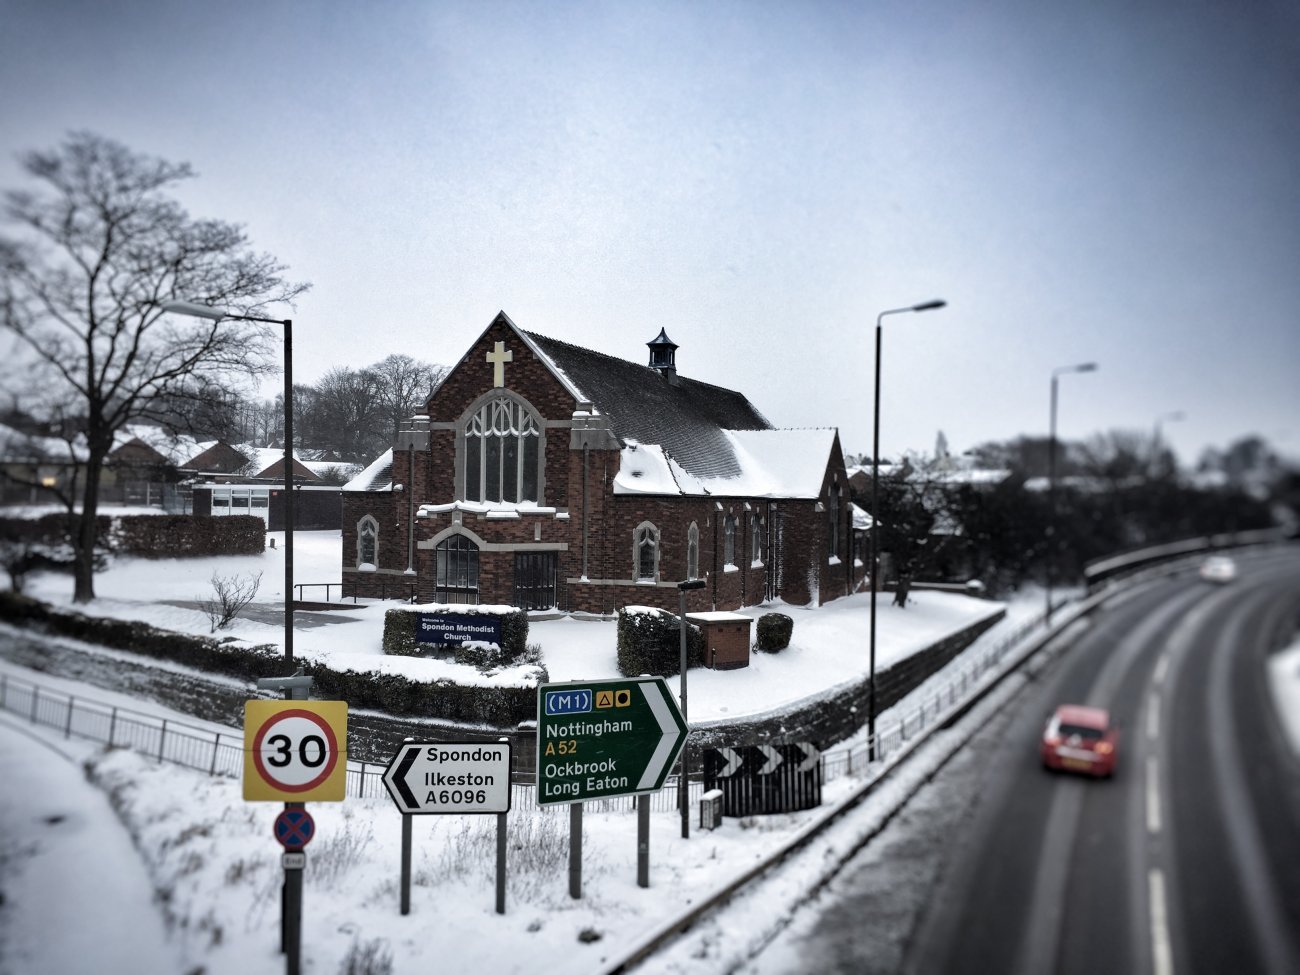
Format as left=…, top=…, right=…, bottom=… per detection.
left=6, top=530, right=1292, bottom=974
left=19, top=529, right=1009, bottom=723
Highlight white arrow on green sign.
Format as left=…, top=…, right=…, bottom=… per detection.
left=536, top=677, right=687, bottom=806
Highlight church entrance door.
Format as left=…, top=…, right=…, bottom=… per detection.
left=514, top=552, right=557, bottom=611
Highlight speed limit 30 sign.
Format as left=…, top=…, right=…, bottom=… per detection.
left=243, top=700, right=348, bottom=801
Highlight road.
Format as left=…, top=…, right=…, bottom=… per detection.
left=747, top=550, right=1300, bottom=975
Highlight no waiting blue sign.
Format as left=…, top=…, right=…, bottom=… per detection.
left=273, top=808, right=316, bottom=850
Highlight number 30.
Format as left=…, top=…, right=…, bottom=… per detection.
left=266, top=733, right=328, bottom=767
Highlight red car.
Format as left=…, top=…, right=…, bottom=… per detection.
left=1040, top=704, right=1118, bottom=777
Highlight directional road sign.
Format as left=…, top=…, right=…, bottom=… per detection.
left=536, top=677, right=687, bottom=806
left=273, top=808, right=316, bottom=849
left=243, top=700, right=348, bottom=802
left=382, top=741, right=512, bottom=814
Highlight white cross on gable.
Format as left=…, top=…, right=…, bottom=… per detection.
left=486, top=340, right=513, bottom=388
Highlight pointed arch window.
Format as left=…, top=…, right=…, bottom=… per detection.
left=357, top=515, right=378, bottom=568
left=635, top=522, right=660, bottom=582
left=724, top=514, right=737, bottom=567
left=463, top=396, right=541, bottom=503
left=750, top=513, right=763, bottom=566
left=687, top=522, right=700, bottom=580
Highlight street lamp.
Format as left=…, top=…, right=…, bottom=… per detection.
left=677, top=577, right=707, bottom=839
left=163, top=301, right=296, bottom=670
left=868, top=299, right=946, bottom=760
left=1046, top=362, right=1097, bottom=625
left=1152, top=410, right=1185, bottom=477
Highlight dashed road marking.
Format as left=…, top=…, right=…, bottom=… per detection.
left=1149, top=868, right=1175, bottom=975
left=1146, top=754, right=1162, bottom=835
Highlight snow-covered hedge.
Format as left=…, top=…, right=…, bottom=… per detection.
left=755, top=612, right=793, bottom=652
left=616, top=605, right=704, bottom=677
left=0, top=591, right=546, bottom=727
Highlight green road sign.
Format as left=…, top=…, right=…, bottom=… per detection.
left=536, top=677, right=687, bottom=806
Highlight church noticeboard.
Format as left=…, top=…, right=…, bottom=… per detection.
left=416, top=612, right=502, bottom=647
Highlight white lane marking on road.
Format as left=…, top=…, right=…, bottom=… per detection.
left=1153, top=653, right=1170, bottom=685
left=1147, top=692, right=1161, bottom=740
left=1146, top=755, right=1162, bottom=835
left=1149, top=868, right=1175, bottom=975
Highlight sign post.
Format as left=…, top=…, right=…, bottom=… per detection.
left=537, top=677, right=687, bottom=895
left=244, top=693, right=347, bottom=975
left=381, top=740, right=512, bottom=914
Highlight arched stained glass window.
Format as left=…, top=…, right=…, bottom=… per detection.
left=357, top=515, right=378, bottom=567
left=463, top=396, right=541, bottom=503
left=687, top=522, right=700, bottom=580
left=635, top=522, right=660, bottom=582
left=724, top=514, right=737, bottom=566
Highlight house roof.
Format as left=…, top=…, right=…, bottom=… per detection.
left=0, top=422, right=86, bottom=463
left=113, top=424, right=204, bottom=467
left=522, top=327, right=772, bottom=480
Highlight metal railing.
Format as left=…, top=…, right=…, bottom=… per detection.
left=0, top=604, right=1052, bottom=814
left=295, top=580, right=417, bottom=604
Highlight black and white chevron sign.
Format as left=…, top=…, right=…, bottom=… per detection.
left=703, top=741, right=822, bottom=816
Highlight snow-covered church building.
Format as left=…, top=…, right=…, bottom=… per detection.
left=341, top=311, right=864, bottom=615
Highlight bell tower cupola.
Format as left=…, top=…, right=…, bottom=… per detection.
left=647, top=327, right=679, bottom=382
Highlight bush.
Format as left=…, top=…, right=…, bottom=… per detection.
left=0, top=513, right=264, bottom=558
left=110, top=515, right=264, bottom=556
left=755, top=612, right=793, bottom=652
left=0, top=591, right=547, bottom=727
left=382, top=608, right=419, bottom=656
left=0, top=590, right=284, bottom=680
left=616, top=606, right=704, bottom=677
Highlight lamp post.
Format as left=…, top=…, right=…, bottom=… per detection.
left=1046, top=362, right=1097, bottom=625
left=1151, top=410, right=1185, bottom=478
left=868, top=299, right=945, bottom=760
left=677, top=577, right=706, bottom=838
left=163, top=301, right=296, bottom=670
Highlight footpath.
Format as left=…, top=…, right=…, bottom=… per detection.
left=0, top=716, right=181, bottom=975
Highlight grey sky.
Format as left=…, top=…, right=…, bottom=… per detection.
left=2, top=0, right=1297, bottom=464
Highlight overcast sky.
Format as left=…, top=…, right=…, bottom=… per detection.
left=2, top=0, right=1297, bottom=465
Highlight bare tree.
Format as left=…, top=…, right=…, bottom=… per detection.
left=199, top=570, right=263, bottom=632
left=0, top=132, right=307, bottom=601
left=299, top=366, right=385, bottom=461
left=369, top=353, right=447, bottom=445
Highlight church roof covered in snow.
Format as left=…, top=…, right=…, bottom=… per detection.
left=343, top=448, right=393, bottom=492
left=522, top=329, right=772, bottom=480
left=611, top=427, right=841, bottom=499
